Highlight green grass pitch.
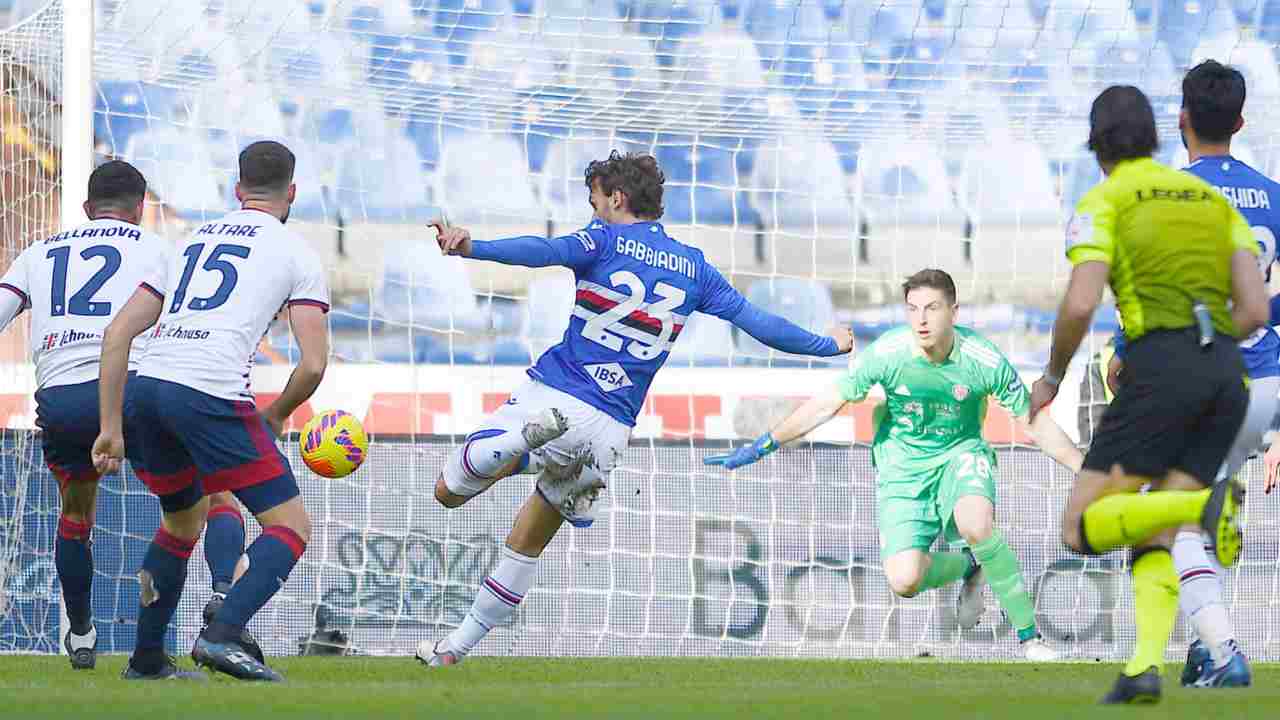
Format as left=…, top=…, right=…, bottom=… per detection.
left=2, top=657, right=1278, bottom=719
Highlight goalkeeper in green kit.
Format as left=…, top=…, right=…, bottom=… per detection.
left=705, top=269, right=1084, bottom=659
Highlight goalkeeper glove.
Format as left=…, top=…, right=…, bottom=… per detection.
left=704, top=433, right=778, bottom=470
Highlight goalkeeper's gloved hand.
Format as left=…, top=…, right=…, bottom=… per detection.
left=704, top=433, right=778, bottom=470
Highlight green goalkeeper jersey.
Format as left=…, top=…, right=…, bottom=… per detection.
left=837, top=326, right=1029, bottom=475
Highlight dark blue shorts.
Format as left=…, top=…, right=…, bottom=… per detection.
left=126, top=376, right=299, bottom=514
left=34, top=379, right=103, bottom=490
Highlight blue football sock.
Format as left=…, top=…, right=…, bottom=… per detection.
left=204, top=503, right=245, bottom=591
left=211, top=526, right=304, bottom=636
left=134, top=527, right=195, bottom=653
left=55, top=516, right=93, bottom=635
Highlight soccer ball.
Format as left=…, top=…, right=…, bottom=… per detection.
left=299, top=410, right=368, bottom=479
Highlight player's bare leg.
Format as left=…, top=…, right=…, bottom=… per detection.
left=58, top=478, right=99, bottom=669
left=435, top=408, right=569, bottom=508
left=953, top=496, right=1057, bottom=659
left=419, top=492, right=565, bottom=667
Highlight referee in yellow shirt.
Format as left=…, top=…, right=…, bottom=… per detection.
left=1029, top=85, right=1270, bottom=704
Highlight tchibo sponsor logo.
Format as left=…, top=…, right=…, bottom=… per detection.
left=152, top=322, right=211, bottom=341
left=39, top=328, right=100, bottom=351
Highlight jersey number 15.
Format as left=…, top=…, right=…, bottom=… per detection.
left=170, top=243, right=251, bottom=313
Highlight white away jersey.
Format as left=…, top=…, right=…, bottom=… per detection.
left=0, top=219, right=169, bottom=389
left=138, top=209, right=329, bottom=401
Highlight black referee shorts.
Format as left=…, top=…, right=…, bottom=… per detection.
left=1083, top=328, right=1248, bottom=485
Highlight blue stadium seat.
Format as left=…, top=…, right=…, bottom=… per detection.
left=655, top=134, right=758, bottom=226
left=123, top=127, right=225, bottom=220
left=782, top=39, right=864, bottom=117
left=884, top=36, right=955, bottom=94
left=377, top=239, right=484, bottom=334
left=1262, top=0, right=1280, bottom=42
left=94, top=82, right=182, bottom=156
left=513, top=123, right=569, bottom=174
left=735, top=278, right=835, bottom=364
left=753, top=133, right=855, bottom=228
left=744, top=0, right=801, bottom=70
left=539, top=135, right=617, bottom=223
left=368, top=34, right=448, bottom=93
left=337, top=133, right=435, bottom=221
left=1156, top=0, right=1239, bottom=64
left=666, top=313, right=734, bottom=367
left=636, top=0, right=709, bottom=67
left=328, top=300, right=385, bottom=333
left=523, top=274, right=575, bottom=358
left=434, top=0, right=505, bottom=66
left=437, top=130, right=542, bottom=224
left=856, top=140, right=964, bottom=225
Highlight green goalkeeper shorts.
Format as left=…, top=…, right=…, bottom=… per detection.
left=876, top=448, right=998, bottom=559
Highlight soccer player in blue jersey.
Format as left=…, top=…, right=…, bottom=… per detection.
left=1109, top=60, right=1279, bottom=688
left=416, top=151, right=853, bottom=666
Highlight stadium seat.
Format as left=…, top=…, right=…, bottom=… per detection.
left=123, top=126, right=225, bottom=220
left=666, top=312, right=734, bottom=367
left=734, top=278, right=835, bottom=364
left=753, top=132, right=855, bottom=229
left=539, top=134, right=617, bottom=225
left=856, top=139, right=965, bottom=226
left=655, top=134, right=759, bottom=226
left=437, top=130, right=543, bottom=225
left=744, top=0, right=802, bottom=70
left=635, top=0, right=710, bottom=67
left=434, top=0, right=506, bottom=66
left=673, top=22, right=767, bottom=105
left=337, top=131, right=435, bottom=221
left=94, top=81, right=182, bottom=156
left=377, top=237, right=485, bottom=334
left=782, top=35, right=866, bottom=117
left=523, top=273, right=575, bottom=358
left=1156, top=0, right=1241, bottom=64
left=368, top=34, right=448, bottom=94
left=327, top=300, right=384, bottom=334
left=1261, top=0, right=1280, bottom=42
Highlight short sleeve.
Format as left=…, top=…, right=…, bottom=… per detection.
left=0, top=249, right=30, bottom=310
left=288, top=250, right=330, bottom=313
left=1065, top=188, right=1116, bottom=266
left=837, top=350, right=881, bottom=403
left=138, top=234, right=171, bottom=299
left=988, top=349, right=1030, bottom=416
left=696, top=262, right=747, bottom=320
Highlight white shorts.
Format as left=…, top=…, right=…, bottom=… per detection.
left=446, top=380, right=631, bottom=527
left=1217, top=375, right=1280, bottom=482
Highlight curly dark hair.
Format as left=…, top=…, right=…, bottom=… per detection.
left=584, top=150, right=665, bottom=220
left=1087, top=85, right=1158, bottom=165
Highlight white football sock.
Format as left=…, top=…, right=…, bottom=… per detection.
left=1174, top=529, right=1235, bottom=666
left=443, top=429, right=533, bottom=497
left=446, top=546, right=538, bottom=655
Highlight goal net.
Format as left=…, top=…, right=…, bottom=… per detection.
left=1, top=0, right=1279, bottom=660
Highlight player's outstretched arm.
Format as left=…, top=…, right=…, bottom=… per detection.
left=92, top=286, right=163, bottom=474
left=1016, top=412, right=1083, bottom=474
left=431, top=221, right=599, bottom=270
left=704, top=391, right=848, bottom=470
left=262, top=304, right=329, bottom=437
left=727, top=302, right=853, bottom=357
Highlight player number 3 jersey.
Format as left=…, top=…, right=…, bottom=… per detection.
left=0, top=218, right=169, bottom=390
left=138, top=209, right=330, bottom=401
left=836, top=326, right=1029, bottom=475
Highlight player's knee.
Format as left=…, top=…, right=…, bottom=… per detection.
left=60, top=483, right=97, bottom=522
left=956, top=515, right=993, bottom=547
left=282, top=504, right=312, bottom=546
left=884, top=562, right=925, bottom=598
left=435, top=475, right=467, bottom=508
